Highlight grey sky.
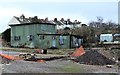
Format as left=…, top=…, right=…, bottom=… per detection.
left=0, top=0, right=118, bottom=33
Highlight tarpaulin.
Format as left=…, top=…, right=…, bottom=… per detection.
left=72, top=46, right=85, bottom=57
left=0, top=53, right=21, bottom=60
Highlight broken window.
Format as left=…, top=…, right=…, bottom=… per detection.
left=52, top=36, right=56, bottom=40
left=40, top=35, right=44, bottom=40
left=27, top=35, right=34, bottom=41
left=14, top=36, right=20, bottom=41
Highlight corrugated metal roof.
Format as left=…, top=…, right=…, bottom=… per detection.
left=100, top=34, right=112, bottom=36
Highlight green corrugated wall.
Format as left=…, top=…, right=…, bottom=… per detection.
left=10, top=24, right=57, bottom=48
left=38, top=35, right=70, bottom=49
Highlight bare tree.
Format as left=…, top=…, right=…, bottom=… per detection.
left=97, top=16, right=103, bottom=23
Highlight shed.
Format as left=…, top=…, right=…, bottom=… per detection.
left=100, top=34, right=113, bottom=42
left=9, top=15, right=84, bottom=49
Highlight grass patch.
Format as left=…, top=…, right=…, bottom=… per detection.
left=59, top=64, right=86, bottom=73
left=62, top=66, right=81, bottom=73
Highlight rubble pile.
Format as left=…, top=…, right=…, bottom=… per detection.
left=74, top=50, right=116, bottom=65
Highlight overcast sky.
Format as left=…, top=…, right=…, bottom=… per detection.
left=0, top=0, right=118, bottom=33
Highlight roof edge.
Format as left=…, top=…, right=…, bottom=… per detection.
left=9, top=22, right=56, bottom=26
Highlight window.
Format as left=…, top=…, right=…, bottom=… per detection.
left=27, top=35, right=34, bottom=41
left=52, top=36, right=56, bottom=40
left=29, top=35, right=34, bottom=41
left=14, top=36, right=20, bottom=41
left=14, top=36, right=16, bottom=41
left=59, top=36, right=64, bottom=45
left=40, top=35, right=44, bottom=40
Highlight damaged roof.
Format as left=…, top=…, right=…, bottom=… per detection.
left=9, top=14, right=82, bottom=26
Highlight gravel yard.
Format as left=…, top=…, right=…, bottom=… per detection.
left=1, top=59, right=86, bottom=73
left=1, top=59, right=118, bottom=73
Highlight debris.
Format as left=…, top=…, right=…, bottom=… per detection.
left=19, top=53, right=36, bottom=60
left=106, top=65, right=113, bottom=68
left=34, top=49, right=47, bottom=54
left=35, top=49, right=43, bottom=54
left=0, top=53, right=21, bottom=60
left=37, top=60, right=45, bottom=62
left=74, top=50, right=116, bottom=65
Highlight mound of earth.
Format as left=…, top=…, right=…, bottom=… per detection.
left=74, top=50, right=116, bottom=65
left=98, top=50, right=117, bottom=61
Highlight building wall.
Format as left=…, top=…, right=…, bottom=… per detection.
left=37, top=35, right=70, bottom=49
left=8, top=16, right=21, bottom=25
left=71, top=36, right=83, bottom=48
left=37, top=34, right=83, bottom=49
left=10, top=23, right=83, bottom=49
left=10, top=24, right=56, bottom=48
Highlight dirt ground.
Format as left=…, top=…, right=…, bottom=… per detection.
left=0, top=48, right=119, bottom=74
left=0, top=39, right=119, bottom=74
left=0, top=58, right=118, bottom=73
